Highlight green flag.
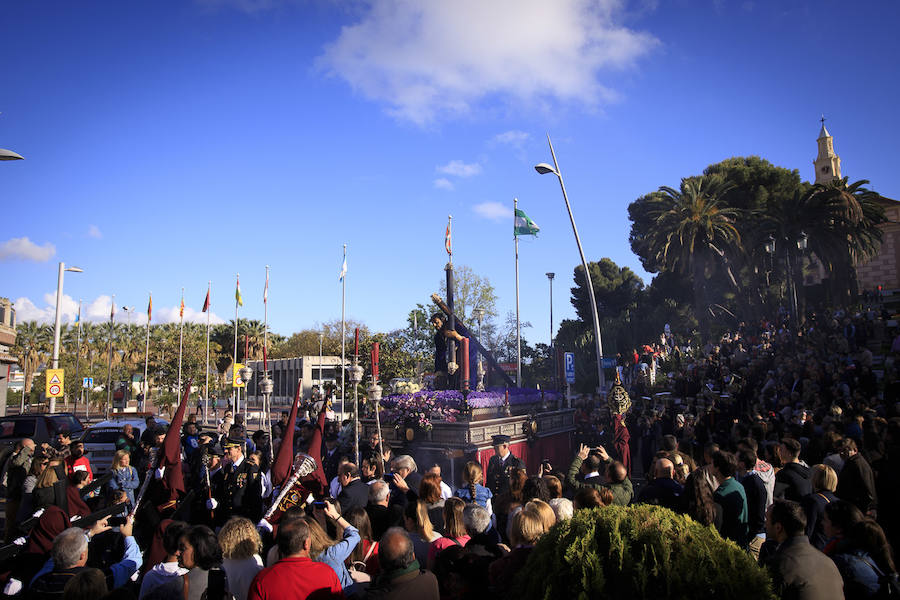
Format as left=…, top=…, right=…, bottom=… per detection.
left=514, top=208, right=540, bottom=236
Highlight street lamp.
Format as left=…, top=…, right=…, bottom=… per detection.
left=535, top=135, right=605, bottom=395
left=51, top=263, right=83, bottom=413
left=0, top=148, right=23, bottom=160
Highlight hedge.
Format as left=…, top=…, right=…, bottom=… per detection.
left=512, top=504, right=775, bottom=600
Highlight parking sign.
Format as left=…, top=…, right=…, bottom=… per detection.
left=564, top=352, right=575, bottom=384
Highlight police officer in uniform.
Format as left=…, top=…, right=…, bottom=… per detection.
left=486, top=434, right=525, bottom=496
left=220, top=436, right=263, bottom=521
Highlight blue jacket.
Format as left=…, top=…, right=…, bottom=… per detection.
left=315, top=524, right=360, bottom=590
left=107, top=466, right=140, bottom=505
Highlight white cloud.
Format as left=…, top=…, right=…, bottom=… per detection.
left=318, top=0, right=659, bottom=124
left=88, top=225, right=102, bottom=239
left=492, top=130, right=530, bottom=147
left=437, top=160, right=482, bottom=178
left=473, top=201, right=509, bottom=221
left=434, top=178, right=454, bottom=191
left=12, top=294, right=224, bottom=326
left=0, top=237, right=56, bottom=262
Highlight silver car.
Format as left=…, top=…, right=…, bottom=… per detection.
left=82, top=416, right=168, bottom=475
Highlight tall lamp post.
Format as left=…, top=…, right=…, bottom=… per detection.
left=120, top=306, right=133, bottom=410
left=51, top=262, right=83, bottom=413
left=546, top=272, right=556, bottom=391
left=535, top=135, right=605, bottom=395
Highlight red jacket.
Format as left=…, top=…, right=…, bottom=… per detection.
left=248, top=556, right=343, bottom=600
left=65, top=455, right=93, bottom=483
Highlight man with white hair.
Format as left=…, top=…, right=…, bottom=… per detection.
left=549, top=498, right=574, bottom=521
left=29, top=516, right=142, bottom=596
left=366, top=479, right=403, bottom=539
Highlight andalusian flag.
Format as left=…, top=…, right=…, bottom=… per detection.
left=339, top=247, right=347, bottom=282
left=514, top=208, right=540, bottom=237
left=445, top=216, right=452, bottom=256
left=235, top=275, right=243, bottom=307
left=147, top=294, right=152, bottom=322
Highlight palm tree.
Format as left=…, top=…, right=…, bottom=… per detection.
left=13, top=321, right=52, bottom=396
left=643, top=175, right=741, bottom=334
left=815, top=178, right=888, bottom=302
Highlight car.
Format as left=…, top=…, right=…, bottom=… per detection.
left=81, top=414, right=169, bottom=475
left=0, top=413, right=85, bottom=495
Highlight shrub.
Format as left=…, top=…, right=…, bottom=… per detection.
left=513, top=504, right=774, bottom=600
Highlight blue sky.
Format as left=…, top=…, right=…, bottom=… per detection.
left=2, top=0, right=899, bottom=345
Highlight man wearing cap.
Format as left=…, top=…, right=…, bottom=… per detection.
left=486, top=435, right=524, bottom=496
left=221, top=436, right=263, bottom=521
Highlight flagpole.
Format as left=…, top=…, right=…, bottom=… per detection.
left=205, top=281, right=210, bottom=426
left=340, top=244, right=347, bottom=422
left=233, top=274, right=239, bottom=415
left=263, top=265, right=270, bottom=434
left=514, top=198, right=522, bottom=387
left=143, top=293, right=151, bottom=413
left=106, top=294, right=115, bottom=419
left=178, top=288, right=185, bottom=401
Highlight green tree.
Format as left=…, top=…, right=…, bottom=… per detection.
left=570, top=258, right=644, bottom=323
left=438, top=264, right=498, bottom=324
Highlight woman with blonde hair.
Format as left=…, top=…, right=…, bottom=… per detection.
left=524, top=499, right=557, bottom=533
left=403, top=499, right=442, bottom=566
left=217, top=517, right=263, bottom=600
left=803, top=463, right=840, bottom=550
left=455, top=461, right=493, bottom=515
left=428, top=497, right=470, bottom=568
left=107, top=449, right=140, bottom=506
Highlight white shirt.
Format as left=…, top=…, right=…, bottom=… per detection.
left=139, top=561, right=189, bottom=599
left=439, top=480, right=453, bottom=500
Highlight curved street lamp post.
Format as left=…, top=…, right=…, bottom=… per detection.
left=535, top=136, right=605, bottom=395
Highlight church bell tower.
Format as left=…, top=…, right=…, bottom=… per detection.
left=814, top=116, right=841, bottom=184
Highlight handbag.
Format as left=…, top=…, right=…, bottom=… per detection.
left=348, top=541, right=377, bottom=583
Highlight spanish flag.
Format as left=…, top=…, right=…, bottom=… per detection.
left=235, top=275, right=243, bottom=307
left=179, top=293, right=185, bottom=319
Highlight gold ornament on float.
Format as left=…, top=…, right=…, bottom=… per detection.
left=608, top=370, right=632, bottom=415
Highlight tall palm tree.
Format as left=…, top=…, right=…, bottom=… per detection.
left=13, top=321, right=52, bottom=395
left=643, top=176, right=741, bottom=334
left=811, top=178, right=887, bottom=303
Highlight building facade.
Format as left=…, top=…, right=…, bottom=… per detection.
left=0, top=298, right=17, bottom=417
left=245, top=355, right=346, bottom=408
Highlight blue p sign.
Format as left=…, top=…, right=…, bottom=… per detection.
left=564, top=352, right=575, bottom=384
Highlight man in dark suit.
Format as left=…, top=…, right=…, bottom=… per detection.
left=486, top=435, right=525, bottom=496
left=336, top=462, right=369, bottom=514
left=764, top=499, right=843, bottom=600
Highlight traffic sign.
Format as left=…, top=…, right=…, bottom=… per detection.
left=83, top=377, right=93, bottom=389
left=564, top=352, right=575, bottom=384
left=46, top=369, right=65, bottom=398
left=232, top=363, right=245, bottom=388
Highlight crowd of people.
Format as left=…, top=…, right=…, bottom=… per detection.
left=0, top=306, right=899, bottom=599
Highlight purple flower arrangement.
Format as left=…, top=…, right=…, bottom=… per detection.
left=378, top=387, right=564, bottom=430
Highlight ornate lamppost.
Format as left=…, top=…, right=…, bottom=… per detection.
left=259, top=374, right=273, bottom=460
left=239, top=365, right=253, bottom=428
